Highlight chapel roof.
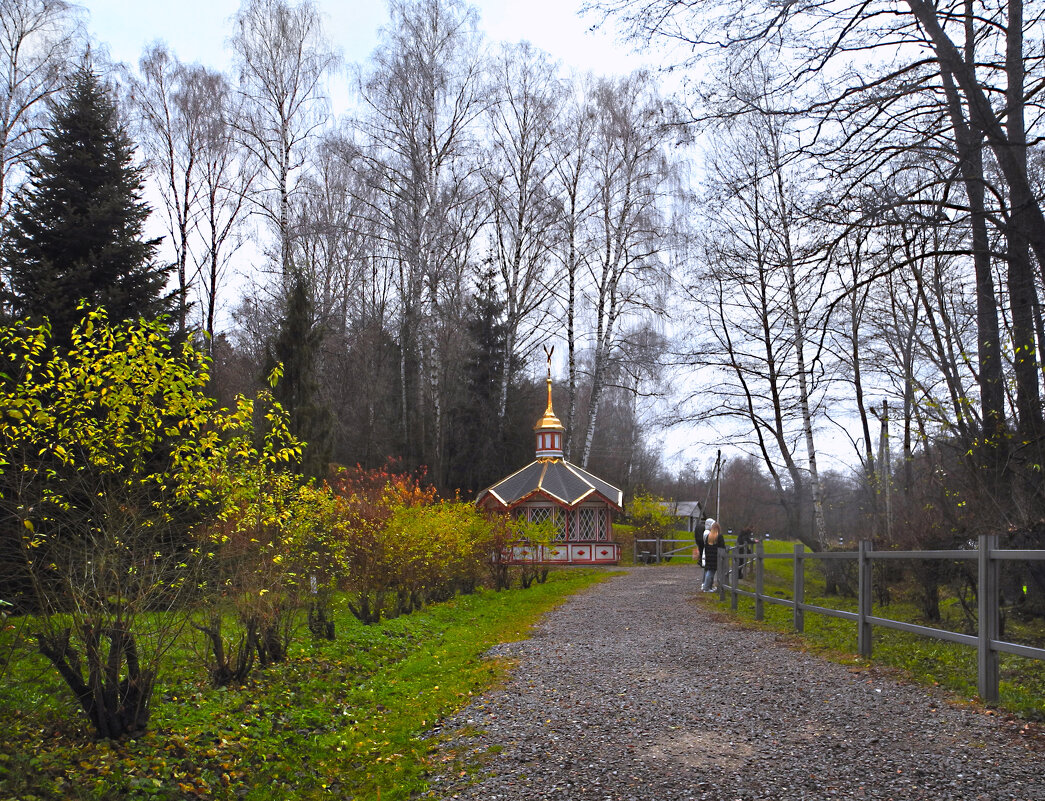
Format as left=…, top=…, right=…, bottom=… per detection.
left=477, top=457, right=623, bottom=510
left=476, top=344, right=623, bottom=512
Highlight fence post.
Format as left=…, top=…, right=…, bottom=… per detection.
left=793, top=542, right=805, bottom=633
left=656, top=537, right=662, bottom=564
left=858, top=539, right=873, bottom=658
left=730, top=545, right=739, bottom=610
left=718, top=546, right=730, bottom=601
left=755, top=539, right=765, bottom=621
left=978, top=533, right=1000, bottom=704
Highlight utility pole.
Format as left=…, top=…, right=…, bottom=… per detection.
left=716, top=449, right=723, bottom=523
left=879, top=400, right=891, bottom=542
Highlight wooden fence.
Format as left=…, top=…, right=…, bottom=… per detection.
left=715, top=535, right=1045, bottom=705
left=633, top=536, right=696, bottom=564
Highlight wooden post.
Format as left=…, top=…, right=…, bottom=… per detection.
left=978, top=534, right=1000, bottom=704
left=730, top=545, right=739, bottom=611
left=718, top=546, right=728, bottom=601
left=858, top=539, right=873, bottom=658
left=793, top=542, right=805, bottom=632
left=755, top=539, right=764, bottom=621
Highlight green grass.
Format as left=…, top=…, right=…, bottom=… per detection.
left=0, top=569, right=610, bottom=801
left=709, top=539, right=1045, bottom=720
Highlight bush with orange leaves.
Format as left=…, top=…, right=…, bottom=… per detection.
left=328, top=463, right=434, bottom=624
left=328, top=463, right=504, bottom=624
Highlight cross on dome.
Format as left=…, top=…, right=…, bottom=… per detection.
left=534, top=345, right=565, bottom=459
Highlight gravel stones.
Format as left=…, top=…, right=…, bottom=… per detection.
left=425, top=566, right=1044, bottom=800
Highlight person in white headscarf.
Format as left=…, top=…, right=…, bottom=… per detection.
left=697, top=518, right=714, bottom=584
left=700, top=519, right=723, bottom=592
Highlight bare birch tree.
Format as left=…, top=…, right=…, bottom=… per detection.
left=579, top=72, right=674, bottom=469
left=483, top=42, right=562, bottom=427
left=594, top=0, right=1045, bottom=513
left=230, top=0, right=338, bottom=278
left=291, top=129, right=400, bottom=466
left=292, top=130, right=380, bottom=334
left=130, top=50, right=254, bottom=346
left=690, top=77, right=832, bottom=549
left=194, top=69, right=255, bottom=349
left=548, top=75, right=598, bottom=459
left=0, top=0, right=81, bottom=299
left=356, top=0, right=487, bottom=471
left=131, top=45, right=206, bottom=336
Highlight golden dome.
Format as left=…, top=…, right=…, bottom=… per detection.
left=534, top=375, right=565, bottom=432
left=534, top=344, right=565, bottom=432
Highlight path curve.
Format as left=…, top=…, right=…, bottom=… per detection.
left=426, top=566, right=1043, bottom=800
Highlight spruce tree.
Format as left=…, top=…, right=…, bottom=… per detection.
left=446, top=272, right=515, bottom=494
left=2, top=59, right=172, bottom=343
left=267, top=273, right=332, bottom=480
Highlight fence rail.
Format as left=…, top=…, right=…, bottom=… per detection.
left=633, top=537, right=696, bottom=564
left=713, top=535, right=1045, bottom=705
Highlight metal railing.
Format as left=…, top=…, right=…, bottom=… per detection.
left=716, top=534, right=1045, bottom=705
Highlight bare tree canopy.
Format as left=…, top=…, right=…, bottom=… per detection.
left=230, top=0, right=339, bottom=277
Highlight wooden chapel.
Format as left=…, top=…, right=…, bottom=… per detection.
left=476, top=348, right=622, bottom=565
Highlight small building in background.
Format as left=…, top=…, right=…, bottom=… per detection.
left=663, top=500, right=705, bottom=535
left=476, top=352, right=622, bottom=565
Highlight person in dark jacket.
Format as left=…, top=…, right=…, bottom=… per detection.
left=701, top=520, right=723, bottom=592
left=736, top=527, right=754, bottom=579
left=696, top=517, right=713, bottom=581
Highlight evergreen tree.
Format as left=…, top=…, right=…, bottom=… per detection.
left=2, top=59, right=172, bottom=343
left=267, top=273, right=331, bottom=480
left=446, top=271, right=531, bottom=495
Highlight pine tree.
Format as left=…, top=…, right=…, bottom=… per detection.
left=2, top=59, right=172, bottom=343
left=267, top=273, right=331, bottom=480
left=446, top=272, right=516, bottom=494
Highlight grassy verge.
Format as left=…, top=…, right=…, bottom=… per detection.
left=0, top=569, right=609, bottom=801
left=707, top=539, right=1045, bottom=721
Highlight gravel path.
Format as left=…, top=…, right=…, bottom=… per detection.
left=425, top=566, right=1044, bottom=801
